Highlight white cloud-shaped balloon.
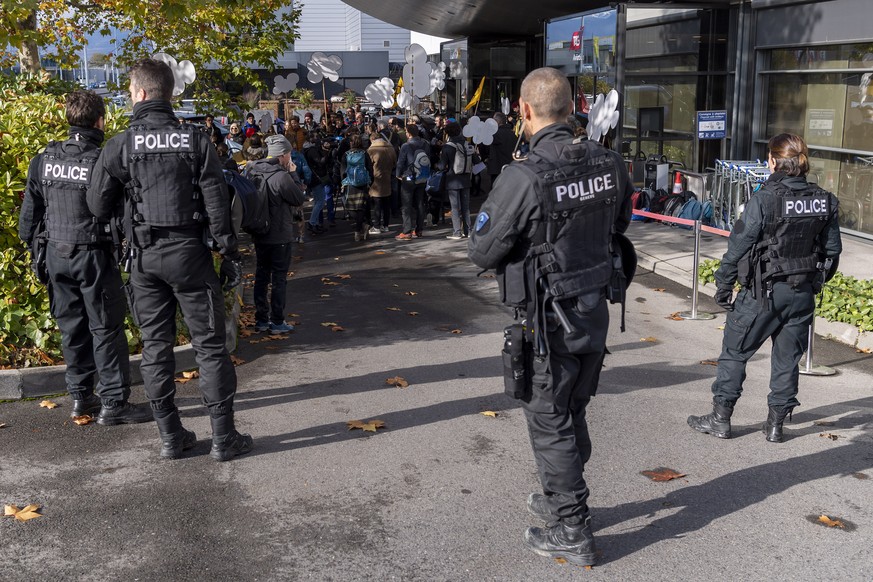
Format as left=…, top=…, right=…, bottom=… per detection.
left=365, top=77, right=395, bottom=108
left=307, top=52, right=343, bottom=83
left=428, top=61, right=446, bottom=93
left=587, top=89, right=620, bottom=143
left=501, top=97, right=510, bottom=116
left=463, top=116, right=499, bottom=145
left=272, top=73, right=299, bottom=95
left=403, top=43, right=431, bottom=99
left=449, top=61, right=466, bottom=80
left=396, top=88, right=413, bottom=110
left=152, top=52, right=195, bottom=97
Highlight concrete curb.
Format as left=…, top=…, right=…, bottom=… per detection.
left=634, top=246, right=868, bottom=351
left=0, top=344, right=200, bottom=401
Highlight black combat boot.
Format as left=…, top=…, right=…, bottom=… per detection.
left=154, top=410, right=196, bottom=459
left=527, top=493, right=553, bottom=522
left=97, top=401, right=154, bottom=425
left=71, top=393, right=102, bottom=418
left=209, top=414, right=253, bottom=462
left=687, top=401, right=733, bottom=439
left=762, top=406, right=791, bottom=443
left=524, top=515, right=597, bottom=566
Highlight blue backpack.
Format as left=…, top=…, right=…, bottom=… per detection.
left=343, top=150, right=370, bottom=188
left=412, top=149, right=431, bottom=184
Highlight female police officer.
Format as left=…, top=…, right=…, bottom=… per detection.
left=688, top=134, right=841, bottom=443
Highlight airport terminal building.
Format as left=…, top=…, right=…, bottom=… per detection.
left=347, top=0, right=873, bottom=240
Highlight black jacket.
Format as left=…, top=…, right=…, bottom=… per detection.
left=486, top=124, right=517, bottom=176
left=468, top=123, right=633, bottom=271
left=19, top=126, right=105, bottom=246
left=714, top=173, right=842, bottom=289
left=87, top=100, right=239, bottom=257
left=244, top=158, right=305, bottom=245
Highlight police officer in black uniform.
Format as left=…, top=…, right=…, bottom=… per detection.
left=88, top=59, right=252, bottom=461
left=19, top=90, right=152, bottom=425
left=688, top=133, right=841, bottom=443
left=468, top=67, right=633, bottom=566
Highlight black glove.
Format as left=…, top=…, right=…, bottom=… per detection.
left=714, top=286, right=735, bottom=311
left=219, top=257, right=242, bottom=292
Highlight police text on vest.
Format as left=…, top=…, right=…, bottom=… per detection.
left=132, top=132, right=191, bottom=152
left=43, top=162, right=89, bottom=183
left=782, top=196, right=829, bottom=218
left=554, top=174, right=615, bottom=203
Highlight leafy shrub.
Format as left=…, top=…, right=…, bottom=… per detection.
left=697, top=259, right=873, bottom=332
left=1, top=73, right=136, bottom=367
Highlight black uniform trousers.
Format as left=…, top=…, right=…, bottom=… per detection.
left=253, top=241, right=291, bottom=325
left=400, top=180, right=426, bottom=235
left=523, top=292, right=608, bottom=521
left=127, top=237, right=236, bottom=420
left=46, top=242, right=130, bottom=403
left=711, top=282, right=815, bottom=410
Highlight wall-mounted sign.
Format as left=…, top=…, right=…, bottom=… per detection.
left=807, top=109, right=835, bottom=138
left=697, top=110, right=727, bottom=140
left=570, top=28, right=583, bottom=51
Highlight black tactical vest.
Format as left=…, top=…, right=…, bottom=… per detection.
left=39, top=141, right=108, bottom=244
left=521, top=140, right=621, bottom=300
left=125, top=124, right=204, bottom=228
left=754, top=179, right=833, bottom=286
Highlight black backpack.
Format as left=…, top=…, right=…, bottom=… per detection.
left=227, top=169, right=270, bottom=236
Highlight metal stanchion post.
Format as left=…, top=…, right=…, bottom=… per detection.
left=799, top=316, right=836, bottom=376
left=680, top=219, right=715, bottom=321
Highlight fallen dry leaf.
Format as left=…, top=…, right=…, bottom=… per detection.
left=319, top=294, right=330, bottom=298
left=346, top=419, right=386, bottom=433
left=481, top=273, right=495, bottom=279
left=375, top=251, right=387, bottom=255
left=239, top=329, right=254, bottom=338
left=451, top=329, right=462, bottom=334
left=320, top=322, right=338, bottom=327
left=666, top=312, right=684, bottom=321
left=288, top=313, right=301, bottom=317
left=386, top=376, right=409, bottom=388
left=408, top=312, right=419, bottom=316
left=288, top=320, right=301, bottom=326
left=39, top=400, right=58, bottom=409
left=813, top=420, right=836, bottom=427
left=386, top=307, right=402, bottom=311
left=0, top=423, right=6, bottom=429
left=286, top=271, right=295, bottom=277
left=652, top=287, right=666, bottom=292
left=700, top=360, right=719, bottom=366
left=640, top=337, right=657, bottom=343
left=819, top=432, right=841, bottom=441
left=331, top=326, right=345, bottom=332
left=4, top=504, right=42, bottom=522
left=336, top=274, right=352, bottom=280
left=405, top=291, right=418, bottom=296
left=818, top=514, right=846, bottom=529
left=480, top=411, right=498, bottom=418
left=323, top=281, right=339, bottom=286
left=175, top=370, right=200, bottom=384
left=856, top=347, right=872, bottom=354
left=72, top=415, right=94, bottom=426
left=230, top=355, right=246, bottom=366
left=555, top=557, right=567, bottom=564
left=717, top=325, right=725, bottom=330
left=852, top=472, right=869, bottom=480
left=392, top=284, right=399, bottom=287
left=641, top=467, right=687, bottom=482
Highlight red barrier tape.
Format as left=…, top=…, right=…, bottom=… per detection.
left=632, top=209, right=731, bottom=238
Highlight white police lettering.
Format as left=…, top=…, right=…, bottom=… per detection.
left=554, top=173, right=615, bottom=203
left=782, top=196, right=828, bottom=217
left=43, top=162, right=89, bottom=183
left=132, top=131, right=191, bottom=151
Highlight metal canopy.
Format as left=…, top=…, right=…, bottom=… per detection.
left=342, top=0, right=731, bottom=38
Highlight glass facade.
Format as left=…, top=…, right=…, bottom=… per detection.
left=758, top=43, right=873, bottom=237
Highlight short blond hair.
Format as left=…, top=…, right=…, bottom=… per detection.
left=520, top=67, right=572, bottom=123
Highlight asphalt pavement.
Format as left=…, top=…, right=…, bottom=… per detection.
left=1, top=210, right=871, bottom=581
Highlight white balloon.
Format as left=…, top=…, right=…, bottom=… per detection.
left=463, top=116, right=499, bottom=145
left=307, top=52, right=343, bottom=84
left=364, top=77, right=395, bottom=109
left=588, top=89, right=621, bottom=142
left=152, top=52, right=196, bottom=97
left=273, top=73, right=299, bottom=95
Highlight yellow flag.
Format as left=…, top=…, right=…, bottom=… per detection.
left=464, top=76, right=486, bottom=111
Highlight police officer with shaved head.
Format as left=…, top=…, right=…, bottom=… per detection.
left=468, top=67, right=634, bottom=566
left=688, top=134, right=841, bottom=443
left=19, top=90, right=153, bottom=426
left=88, top=58, right=252, bottom=461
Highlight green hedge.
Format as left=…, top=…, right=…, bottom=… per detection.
left=1, top=74, right=136, bottom=367
left=698, top=258, right=873, bottom=332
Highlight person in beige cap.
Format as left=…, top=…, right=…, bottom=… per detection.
left=244, top=134, right=306, bottom=334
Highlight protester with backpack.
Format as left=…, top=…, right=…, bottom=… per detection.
left=440, top=121, right=475, bottom=239
left=394, top=125, right=431, bottom=241
left=243, top=135, right=305, bottom=334
left=341, top=134, right=374, bottom=241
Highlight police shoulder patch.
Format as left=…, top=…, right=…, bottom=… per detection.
left=475, top=211, right=490, bottom=234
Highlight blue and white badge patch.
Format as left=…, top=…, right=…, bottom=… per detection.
left=475, top=211, right=490, bottom=234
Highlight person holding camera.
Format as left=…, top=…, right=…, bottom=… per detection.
left=468, top=67, right=633, bottom=566
left=688, top=133, right=842, bottom=443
